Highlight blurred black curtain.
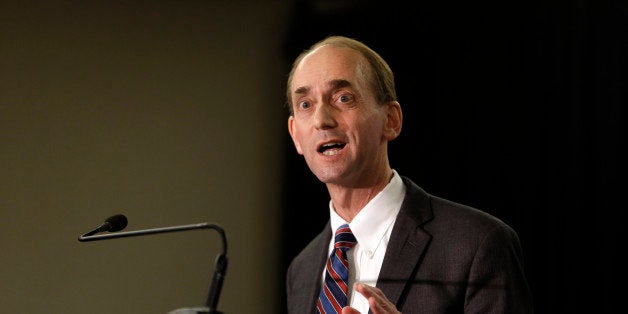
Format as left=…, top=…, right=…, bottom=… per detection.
left=280, top=0, right=626, bottom=313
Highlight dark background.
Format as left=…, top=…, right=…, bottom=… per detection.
left=280, top=0, right=626, bottom=313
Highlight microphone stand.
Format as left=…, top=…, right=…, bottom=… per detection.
left=79, top=222, right=228, bottom=314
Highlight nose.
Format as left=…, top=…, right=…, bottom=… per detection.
left=313, top=103, right=337, bottom=130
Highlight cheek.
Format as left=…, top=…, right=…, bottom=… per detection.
left=292, top=130, right=304, bottom=154
left=361, top=113, right=386, bottom=137
left=353, top=119, right=384, bottom=148
left=288, top=118, right=304, bottom=154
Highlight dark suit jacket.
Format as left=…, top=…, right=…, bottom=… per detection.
left=286, top=176, right=533, bottom=313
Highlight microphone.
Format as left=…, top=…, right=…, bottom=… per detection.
left=80, top=214, right=128, bottom=237
left=78, top=214, right=227, bottom=314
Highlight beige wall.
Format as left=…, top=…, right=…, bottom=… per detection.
left=0, top=1, right=290, bottom=313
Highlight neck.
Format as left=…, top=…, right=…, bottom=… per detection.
left=327, top=168, right=393, bottom=222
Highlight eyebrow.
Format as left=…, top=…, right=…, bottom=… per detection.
left=330, top=79, right=352, bottom=90
left=293, top=79, right=353, bottom=97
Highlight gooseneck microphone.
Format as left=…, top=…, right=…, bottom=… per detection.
left=80, top=214, right=128, bottom=237
left=78, top=214, right=227, bottom=314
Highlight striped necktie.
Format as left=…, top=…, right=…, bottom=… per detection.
left=316, top=224, right=358, bottom=313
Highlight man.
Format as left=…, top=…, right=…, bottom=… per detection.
left=285, top=35, right=533, bottom=314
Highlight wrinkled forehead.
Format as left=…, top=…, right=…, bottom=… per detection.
left=294, top=46, right=365, bottom=84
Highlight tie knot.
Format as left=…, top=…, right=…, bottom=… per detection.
left=334, top=224, right=357, bottom=250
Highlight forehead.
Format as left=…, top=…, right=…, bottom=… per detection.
left=291, top=45, right=364, bottom=93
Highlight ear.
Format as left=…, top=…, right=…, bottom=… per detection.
left=383, top=101, right=403, bottom=140
left=288, top=116, right=304, bottom=155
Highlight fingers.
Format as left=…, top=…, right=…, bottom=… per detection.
left=341, top=306, right=361, bottom=314
left=353, top=283, right=401, bottom=314
left=354, top=282, right=386, bottom=299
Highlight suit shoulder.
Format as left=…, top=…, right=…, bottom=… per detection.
left=287, top=225, right=329, bottom=272
left=401, top=176, right=518, bottom=237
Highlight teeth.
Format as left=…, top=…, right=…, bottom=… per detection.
left=319, top=142, right=344, bottom=155
left=323, top=149, right=340, bottom=156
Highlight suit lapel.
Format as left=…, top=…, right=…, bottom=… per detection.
left=376, top=177, right=433, bottom=307
left=304, top=223, right=332, bottom=313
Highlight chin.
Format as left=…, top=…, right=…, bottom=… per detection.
left=312, top=167, right=346, bottom=184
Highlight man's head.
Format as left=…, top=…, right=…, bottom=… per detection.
left=286, top=36, right=402, bottom=188
left=286, top=36, right=397, bottom=115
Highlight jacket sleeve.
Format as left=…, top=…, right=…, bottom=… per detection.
left=464, top=223, right=534, bottom=313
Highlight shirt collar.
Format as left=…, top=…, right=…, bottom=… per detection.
left=329, top=170, right=405, bottom=249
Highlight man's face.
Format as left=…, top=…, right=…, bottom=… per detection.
left=287, top=45, right=390, bottom=187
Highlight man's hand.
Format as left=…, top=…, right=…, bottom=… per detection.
left=341, top=283, right=401, bottom=314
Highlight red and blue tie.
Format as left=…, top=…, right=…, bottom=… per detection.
left=316, top=224, right=358, bottom=313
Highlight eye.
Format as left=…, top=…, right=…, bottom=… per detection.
left=339, top=94, right=353, bottom=103
left=297, top=100, right=311, bottom=110
left=334, top=92, right=355, bottom=106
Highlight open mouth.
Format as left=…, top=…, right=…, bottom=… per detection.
left=318, top=142, right=346, bottom=156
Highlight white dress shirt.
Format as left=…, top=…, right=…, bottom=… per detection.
left=327, top=170, right=406, bottom=313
